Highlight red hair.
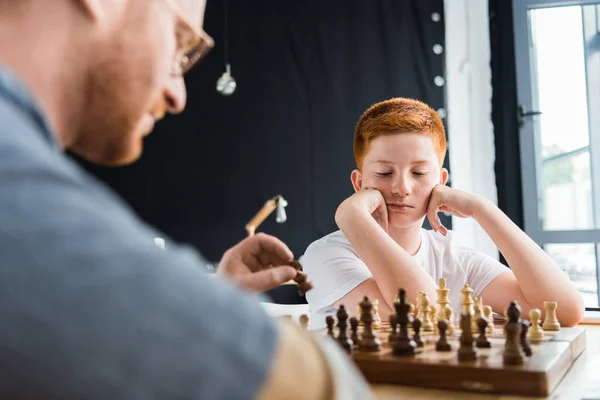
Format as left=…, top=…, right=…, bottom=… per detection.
left=354, top=98, right=446, bottom=169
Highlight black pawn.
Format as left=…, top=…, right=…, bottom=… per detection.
left=388, top=314, right=398, bottom=343
left=413, top=317, right=424, bottom=347
left=350, top=317, right=360, bottom=346
left=436, top=319, right=452, bottom=351
left=326, top=316, right=335, bottom=337
left=476, top=317, right=491, bottom=348
left=458, top=313, right=477, bottom=361
left=392, top=288, right=417, bottom=356
left=503, top=301, right=525, bottom=365
left=520, top=320, right=532, bottom=356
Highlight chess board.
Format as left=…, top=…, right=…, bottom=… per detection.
left=347, top=322, right=586, bottom=397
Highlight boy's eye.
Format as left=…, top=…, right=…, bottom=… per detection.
left=413, top=171, right=427, bottom=176
left=376, top=172, right=393, bottom=177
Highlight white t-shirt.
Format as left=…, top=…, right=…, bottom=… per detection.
left=302, top=229, right=508, bottom=328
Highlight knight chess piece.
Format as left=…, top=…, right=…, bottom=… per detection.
left=336, top=305, right=353, bottom=354
left=520, top=320, right=532, bottom=356
left=458, top=313, right=477, bottom=361
left=392, top=288, right=417, bottom=356
left=503, top=301, right=525, bottom=366
left=358, top=296, right=381, bottom=352
left=436, top=319, right=452, bottom=351
left=413, top=317, right=424, bottom=347
left=476, top=316, right=491, bottom=348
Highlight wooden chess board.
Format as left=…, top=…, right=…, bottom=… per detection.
left=347, top=322, right=586, bottom=397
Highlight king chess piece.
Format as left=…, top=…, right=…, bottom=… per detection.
left=336, top=305, right=353, bottom=354
left=458, top=313, right=477, bottom=361
left=358, top=296, right=381, bottom=352
left=503, top=301, right=525, bottom=366
left=392, top=288, right=417, bottom=356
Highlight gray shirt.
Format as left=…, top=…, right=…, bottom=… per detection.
left=0, top=67, right=277, bottom=399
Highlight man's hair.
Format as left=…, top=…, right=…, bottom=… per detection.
left=353, top=98, right=446, bottom=169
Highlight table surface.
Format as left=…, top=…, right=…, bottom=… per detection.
left=371, top=323, right=600, bottom=400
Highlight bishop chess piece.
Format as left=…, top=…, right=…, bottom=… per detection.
left=336, top=305, right=353, bottom=354
left=326, top=316, right=335, bottom=337
left=388, top=314, right=398, bottom=343
left=476, top=316, right=491, bottom=348
left=392, top=288, right=417, bottom=356
left=528, top=308, right=544, bottom=341
left=413, top=317, right=424, bottom=347
left=458, top=313, right=477, bottom=361
left=436, top=319, right=452, bottom=351
left=543, top=301, right=560, bottom=331
left=350, top=317, right=360, bottom=346
left=503, top=301, right=525, bottom=366
left=358, top=296, right=381, bottom=352
left=520, top=320, right=532, bottom=356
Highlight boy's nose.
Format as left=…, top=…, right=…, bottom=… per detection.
left=164, top=76, right=187, bottom=114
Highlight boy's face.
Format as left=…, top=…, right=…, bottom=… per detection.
left=352, top=133, right=448, bottom=229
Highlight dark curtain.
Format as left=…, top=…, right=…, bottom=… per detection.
left=489, top=0, right=524, bottom=249
left=77, top=0, right=448, bottom=265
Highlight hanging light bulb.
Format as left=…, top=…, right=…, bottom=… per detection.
left=275, top=197, right=288, bottom=223
left=216, top=63, right=236, bottom=96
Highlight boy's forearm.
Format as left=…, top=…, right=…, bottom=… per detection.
left=335, top=203, right=438, bottom=308
left=472, top=198, right=584, bottom=322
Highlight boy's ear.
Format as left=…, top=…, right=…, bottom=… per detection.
left=440, top=168, right=449, bottom=185
left=350, top=169, right=362, bottom=192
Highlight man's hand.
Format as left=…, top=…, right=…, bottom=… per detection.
left=426, top=185, right=483, bottom=236
left=217, top=233, right=297, bottom=292
left=336, top=189, right=388, bottom=233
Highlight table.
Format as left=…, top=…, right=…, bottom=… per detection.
left=372, top=324, right=600, bottom=400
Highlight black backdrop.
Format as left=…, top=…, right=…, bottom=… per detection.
left=76, top=0, right=448, bottom=263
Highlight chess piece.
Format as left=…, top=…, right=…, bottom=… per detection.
left=336, top=305, right=353, bottom=353
left=472, top=296, right=483, bottom=332
left=350, top=317, right=360, bottom=346
left=371, top=299, right=382, bottom=329
left=392, top=288, right=417, bottom=356
left=444, top=307, right=455, bottom=335
left=436, top=278, right=454, bottom=330
left=413, top=317, right=424, bottom=347
left=299, top=314, right=309, bottom=329
left=358, top=296, right=382, bottom=352
left=528, top=308, right=544, bottom=340
left=429, top=304, right=438, bottom=334
left=542, top=301, right=560, bottom=331
left=388, top=314, right=398, bottom=343
left=503, top=301, right=525, bottom=365
left=460, top=283, right=474, bottom=315
left=482, top=305, right=494, bottom=335
left=294, top=271, right=314, bottom=295
left=409, top=303, right=415, bottom=316
left=520, top=320, right=532, bottom=356
left=476, top=316, right=491, bottom=348
left=326, top=316, right=335, bottom=337
left=417, top=291, right=434, bottom=332
left=458, top=313, right=477, bottom=361
left=436, top=319, right=452, bottom=351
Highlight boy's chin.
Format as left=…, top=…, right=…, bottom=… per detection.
left=388, top=214, right=426, bottom=230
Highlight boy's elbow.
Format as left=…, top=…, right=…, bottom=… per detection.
left=559, top=294, right=585, bottom=327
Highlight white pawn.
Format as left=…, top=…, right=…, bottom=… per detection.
left=472, top=296, right=483, bottom=332
left=371, top=299, right=382, bottom=329
left=482, top=305, right=494, bottom=335
left=429, top=304, right=438, bottom=334
left=444, top=306, right=455, bottom=335
left=528, top=308, right=544, bottom=340
left=418, top=291, right=434, bottom=331
left=543, top=301, right=560, bottom=331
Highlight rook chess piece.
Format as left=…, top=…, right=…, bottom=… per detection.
left=503, top=301, right=525, bottom=365
left=358, top=296, right=382, bottom=352
left=392, top=288, right=417, bottom=356
left=336, top=305, right=353, bottom=354
left=542, top=301, right=560, bottom=331
left=476, top=316, right=491, bottom=348
left=388, top=314, right=398, bottom=343
left=436, top=319, right=452, bottom=351
left=413, top=317, right=424, bottom=347
left=350, top=317, right=360, bottom=346
left=528, top=308, right=544, bottom=341
left=326, top=316, right=335, bottom=337
left=458, top=313, right=477, bottom=361
left=520, top=320, right=532, bottom=356
left=299, top=314, right=309, bottom=329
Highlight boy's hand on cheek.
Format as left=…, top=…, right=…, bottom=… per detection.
left=426, top=185, right=482, bottom=236
left=337, top=188, right=388, bottom=233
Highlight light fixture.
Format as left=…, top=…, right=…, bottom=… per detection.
left=216, top=0, right=236, bottom=96
left=245, top=195, right=288, bottom=237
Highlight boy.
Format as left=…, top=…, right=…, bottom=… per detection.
left=303, top=98, right=584, bottom=328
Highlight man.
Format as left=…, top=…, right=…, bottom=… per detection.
left=0, top=0, right=371, bottom=398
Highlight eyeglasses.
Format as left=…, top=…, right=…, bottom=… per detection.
left=162, top=0, right=215, bottom=76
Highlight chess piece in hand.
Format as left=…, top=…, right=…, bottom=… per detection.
left=217, top=233, right=297, bottom=292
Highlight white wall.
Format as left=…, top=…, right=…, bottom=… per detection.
left=444, top=0, right=499, bottom=258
